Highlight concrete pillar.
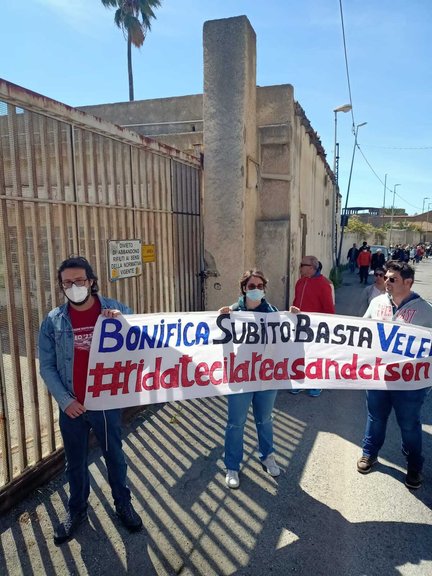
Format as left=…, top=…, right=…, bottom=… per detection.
left=203, top=16, right=257, bottom=310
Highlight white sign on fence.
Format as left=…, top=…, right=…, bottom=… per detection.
left=108, top=239, right=142, bottom=281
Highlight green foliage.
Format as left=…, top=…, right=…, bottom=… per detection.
left=329, top=266, right=343, bottom=289
left=346, top=215, right=375, bottom=237
left=397, top=220, right=422, bottom=232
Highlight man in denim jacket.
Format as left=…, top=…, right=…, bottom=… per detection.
left=39, top=256, right=142, bottom=544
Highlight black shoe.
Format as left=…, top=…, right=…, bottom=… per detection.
left=405, top=469, right=423, bottom=490
left=116, top=502, right=143, bottom=532
left=54, top=510, right=87, bottom=545
left=357, top=455, right=377, bottom=474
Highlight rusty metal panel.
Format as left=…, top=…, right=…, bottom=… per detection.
left=0, top=80, right=202, bottom=498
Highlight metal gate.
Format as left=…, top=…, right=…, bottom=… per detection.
left=0, top=79, right=203, bottom=501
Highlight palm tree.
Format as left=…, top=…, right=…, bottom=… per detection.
left=102, top=0, right=161, bottom=101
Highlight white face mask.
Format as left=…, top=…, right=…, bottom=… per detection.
left=65, top=284, right=90, bottom=305
left=246, top=288, right=265, bottom=302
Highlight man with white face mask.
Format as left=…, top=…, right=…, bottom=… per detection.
left=39, top=256, right=142, bottom=544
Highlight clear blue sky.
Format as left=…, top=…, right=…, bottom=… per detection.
left=1, top=0, right=431, bottom=215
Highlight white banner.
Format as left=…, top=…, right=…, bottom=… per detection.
left=85, top=311, right=432, bottom=410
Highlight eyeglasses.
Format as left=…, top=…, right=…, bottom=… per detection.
left=300, top=263, right=312, bottom=267
left=384, top=277, right=396, bottom=283
left=246, top=283, right=264, bottom=290
left=61, top=279, right=88, bottom=289
left=374, top=273, right=384, bottom=277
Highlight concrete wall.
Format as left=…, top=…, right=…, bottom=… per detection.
left=79, top=16, right=335, bottom=311
left=79, top=95, right=204, bottom=156
left=202, top=16, right=258, bottom=309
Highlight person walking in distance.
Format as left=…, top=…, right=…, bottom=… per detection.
left=289, top=256, right=335, bottom=397
left=39, top=256, right=142, bottom=545
left=371, top=249, right=386, bottom=272
left=347, top=243, right=359, bottom=273
left=357, top=245, right=372, bottom=284
left=358, top=260, right=432, bottom=489
left=219, top=269, right=280, bottom=489
left=359, top=267, right=386, bottom=316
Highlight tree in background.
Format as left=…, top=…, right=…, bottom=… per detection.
left=102, top=0, right=161, bottom=101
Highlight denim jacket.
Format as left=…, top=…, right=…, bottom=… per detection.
left=38, top=295, right=132, bottom=412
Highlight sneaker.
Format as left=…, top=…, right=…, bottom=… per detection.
left=225, top=470, right=240, bottom=489
left=116, top=502, right=143, bottom=532
left=405, top=469, right=423, bottom=490
left=307, top=389, right=322, bottom=397
left=261, top=454, right=281, bottom=477
left=53, top=510, right=87, bottom=545
left=288, top=389, right=303, bottom=395
left=357, top=455, right=377, bottom=474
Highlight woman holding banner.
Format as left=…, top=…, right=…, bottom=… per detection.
left=219, top=269, right=280, bottom=489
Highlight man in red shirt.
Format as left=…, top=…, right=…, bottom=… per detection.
left=357, top=246, right=372, bottom=284
left=289, top=255, right=335, bottom=397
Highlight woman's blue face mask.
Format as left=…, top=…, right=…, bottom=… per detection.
left=246, top=288, right=264, bottom=301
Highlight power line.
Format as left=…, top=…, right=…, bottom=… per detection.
left=337, top=2, right=422, bottom=214
left=356, top=144, right=422, bottom=211
left=338, top=0, right=355, bottom=129
left=363, top=144, right=432, bottom=150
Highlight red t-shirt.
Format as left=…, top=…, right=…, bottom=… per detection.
left=69, top=298, right=102, bottom=404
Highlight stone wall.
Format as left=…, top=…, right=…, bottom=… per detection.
left=79, top=16, right=336, bottom=310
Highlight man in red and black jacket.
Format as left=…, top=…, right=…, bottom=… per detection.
left=357, top=246, right=372, bottom=284
left=289, top=255, right=335, bottom=397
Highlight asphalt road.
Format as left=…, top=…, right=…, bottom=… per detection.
left=1, top=262, right=431, bottom=576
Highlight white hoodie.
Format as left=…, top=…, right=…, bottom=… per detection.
left=363, top=292, right=432, bottom=328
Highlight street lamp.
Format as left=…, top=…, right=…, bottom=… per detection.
left=426, top=202, right=432, bottom=243
left=333, top=104, right=352, bottom=181
left=332, top=104, right=352, bottom=266
left=336, top=121, right=367, bottom=266
left=421, top=197, right=430, bottom=242
left=382, top=173, right=388, bottom=229
left=388, top=184, right=401, bottom=248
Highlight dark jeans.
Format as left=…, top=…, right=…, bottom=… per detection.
left=362, top=389, right=429, bottom=472
left=59, top=409, right=131, bottom=516
left=359, top=266, right=369, bottom=283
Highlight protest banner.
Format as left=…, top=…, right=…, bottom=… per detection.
left=85, top=311, right=432, bottom=410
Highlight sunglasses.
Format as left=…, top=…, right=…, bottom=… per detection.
left=246, top=283, right=264, bottom=290
left=374, top=273, right=384, bottom=277
left=384, top=277, right=396, bottom=283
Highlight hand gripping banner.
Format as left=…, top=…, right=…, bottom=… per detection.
left=85, top=311, right=432, bottom=410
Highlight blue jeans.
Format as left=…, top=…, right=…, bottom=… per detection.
left=224, top=390, right=277, bottom=471
left=59, top=409, right=131, bottom=516
left=349, top=260, right=356, bottom=273
left=362, top=389, right=429, bottom=472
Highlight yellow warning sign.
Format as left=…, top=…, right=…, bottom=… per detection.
left=142, top=244, right=156, bottom=263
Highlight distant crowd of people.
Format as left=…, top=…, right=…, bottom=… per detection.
left=347, top=241, right=432, bottom=284
left=390, top=243, right=431, bottom=264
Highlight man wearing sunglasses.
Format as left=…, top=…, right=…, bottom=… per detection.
left=358, top=260, right=432, bottom=489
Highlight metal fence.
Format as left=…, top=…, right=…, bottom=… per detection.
left=0, top=79, right=203, bottom=497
